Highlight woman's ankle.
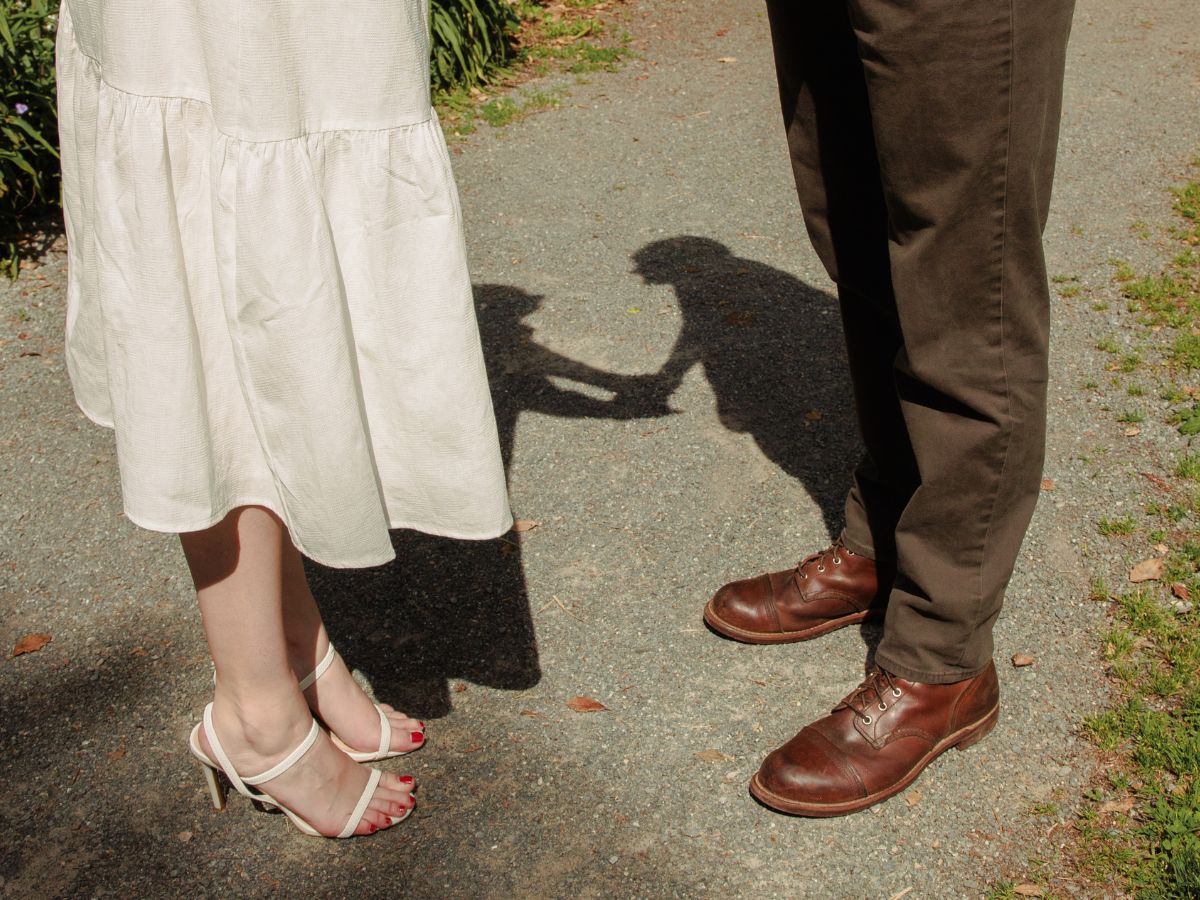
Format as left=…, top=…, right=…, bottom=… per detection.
left=283, top=626, right=329, bottom=682
left=211, top=686, right=312, bottom=756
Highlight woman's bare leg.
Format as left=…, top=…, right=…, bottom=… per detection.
left=279, top=540, right=425, bottom=755
left=181, top=506, right=414, bottom=835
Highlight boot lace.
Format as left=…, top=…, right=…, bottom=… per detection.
left=793, top=540, right=854, bottom=581
left=841, top=669, right=903, bottom=725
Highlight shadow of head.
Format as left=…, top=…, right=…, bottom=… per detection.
left=632, top=236, right=732, bottom=286
left=631, top=235, right=860, bottom=539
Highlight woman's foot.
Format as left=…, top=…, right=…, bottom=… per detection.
left=293, top=640, right=426, bottom=758
left=198, top=694, right=415, bottom=836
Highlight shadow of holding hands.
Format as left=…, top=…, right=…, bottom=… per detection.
left=303, top=282, right=676, bottom=719
left=632, top=236, right=880, bottom=665
left=304, top=236, right=868, bottom=718
left=632, top=235, right=861, bottom=538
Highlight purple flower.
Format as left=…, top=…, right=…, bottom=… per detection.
left=14, top=103, right=29, bottom=115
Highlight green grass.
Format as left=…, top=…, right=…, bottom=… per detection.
left=478, top=89, right=562, bottom=127
left=435, top=1, right=634, bottom=135
left=1099, top=516, right=1137, bottom=537
left=1030, top=155, right=1200, bottom=897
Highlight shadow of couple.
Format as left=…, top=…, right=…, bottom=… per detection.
left=306, top=235, right=862, bottom=716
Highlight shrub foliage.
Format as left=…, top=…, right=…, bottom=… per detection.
left=1, top=0, right=58, bottom=277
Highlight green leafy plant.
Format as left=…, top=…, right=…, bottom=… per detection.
left=429, top=0, right=519, bottom=96
left=1, top=0, right=59, bottom=278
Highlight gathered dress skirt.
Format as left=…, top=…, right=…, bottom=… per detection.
left=55, top=0, right=513, bottom=567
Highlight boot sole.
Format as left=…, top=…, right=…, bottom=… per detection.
left=747, top=702, right=1000, bottom=817
left=703, top=599, right=872, bottom=644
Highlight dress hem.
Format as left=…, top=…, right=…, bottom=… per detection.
left=78, top=404, right=514, bottom=569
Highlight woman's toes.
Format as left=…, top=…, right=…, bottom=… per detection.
left=356, top=808, right=390, bottom=835
left=372, top=791, right=415, bottom=820
left=379, top=772, right=415, bottom=794
left=385, top=710, right=424, bottom=733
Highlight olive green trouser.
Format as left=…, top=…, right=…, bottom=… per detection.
left=766, top=0, right=1075, bottom=682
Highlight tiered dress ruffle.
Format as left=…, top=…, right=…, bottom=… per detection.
left=56, top=0, right=512, bottom=567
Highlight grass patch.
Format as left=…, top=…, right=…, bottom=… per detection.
left=478, top=88, right=562, bottom=127
left=1099, top=516, right=1137, bottom=537
left=435, top=1, right=635, bottom=135
left=1011, top=155, right=1200, bottom=897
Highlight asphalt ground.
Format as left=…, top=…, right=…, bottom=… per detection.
left=2, top=0, right=1198, bottom=896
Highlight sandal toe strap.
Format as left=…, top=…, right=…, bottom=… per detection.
left=338, top=767, right=382, bottom=839
left=374, top=706, right=391, bottom=758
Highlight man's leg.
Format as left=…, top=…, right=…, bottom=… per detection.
left=765, top=0, right=918, bottom=564
left=702, top=0, right=914, bottom=646
left=749, top=0, right=1074, bottom=816
left=850, top=0, right=1075, bottom=682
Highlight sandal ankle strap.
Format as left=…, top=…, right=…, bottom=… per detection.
left=298, top=643, right=338, bottom=692
left=201, top=703, right=320, bottom=795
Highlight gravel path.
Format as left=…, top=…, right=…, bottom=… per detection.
left=2, top=1, right=1197, bottom=896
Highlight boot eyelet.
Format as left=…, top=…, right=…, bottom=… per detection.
left=816, top=565, right=825, bottom=573
left=832, top=557, right=842, bottom=565
left=878, top=702, right=887, bottom=711
left=892, top=688, right=902, bottom=698
left=861, top=715, right=872, bottom=725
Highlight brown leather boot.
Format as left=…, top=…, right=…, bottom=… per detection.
left=750, top=663, right=1000, bottom=816
left=704, top=543, right=886, bottom=643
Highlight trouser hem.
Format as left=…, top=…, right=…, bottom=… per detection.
left=838, top=529, right=879, bottom=562
left=873, top=652, right=992, bottom=685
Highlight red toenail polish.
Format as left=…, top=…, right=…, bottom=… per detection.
left=418, top=721, right=425, bottom=729
left=400, top=775, right=414, bottom=786
left=411, top=731, right=424, bottom=742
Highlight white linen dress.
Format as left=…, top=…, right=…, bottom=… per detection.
left=55, top=0, right=513, bottom=567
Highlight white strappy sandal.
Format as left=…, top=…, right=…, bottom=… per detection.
left=299, top=643, right=421, bottom=763
left=188, top=703, right=408, bottom=838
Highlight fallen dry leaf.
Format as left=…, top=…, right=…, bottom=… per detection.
left=452, top=682, right=468, bottom=693
left=805, top=410, right=824, bottom=422
left=1040, top=478, right=1056, bottom=491
left=1124, top=426, right=1142, bottom=437
left=1172, top=583, right=1192, bottom=601
left=1013, top=886, right=1044, bottom=898
left=717, top=56, right=737, bottom=63
left=1100, top=797, right=1136, bottom=815
left=566, top=696, right=607, bottom=713
left=107, top=748, right=126, bottom=761
left=1129, top=557, right=1165, bottom=584
left=12, top=633, right=51, bottom=657
left=129, top=646, right=148, bottom=657
left=519, top=709, right=543, bottom=718
left=1012, top=652, right=1036, bottom=668
left=1141, top=472, right=1171, bottom=491
left=461, top=743, right=483, bottom=754
left=177, top=831, right=193, bottom=843
left=903, top=790, right=922, bottom=807
left=887, top=889, right=914, bottom=900
left=511, top=519, right=540, bottom=533
left=694, top=749, right=733, bottom=763
left=1154, top=543, right=1170, bottom=554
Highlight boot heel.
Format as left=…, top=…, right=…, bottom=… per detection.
left=200, top=762, right=227, bottom=810
left=954, top=705, right=998, bottom=752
